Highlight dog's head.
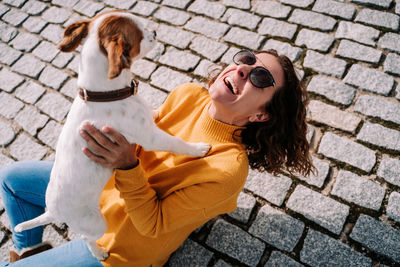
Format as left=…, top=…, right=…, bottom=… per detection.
left=58, top=10, right=156, bottom=79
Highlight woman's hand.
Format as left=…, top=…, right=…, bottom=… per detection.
left=80, top=122, right=138, bottom=170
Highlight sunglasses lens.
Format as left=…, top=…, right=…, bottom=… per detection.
left=251, top=67, right=275, bottom=88
left=233, top=50, right=256, bottom=65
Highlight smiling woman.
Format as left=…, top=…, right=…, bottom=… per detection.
left=208, top=49, right=314, bottom=176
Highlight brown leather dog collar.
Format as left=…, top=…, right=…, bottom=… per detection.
left=78, top=79, right=138, bottom=102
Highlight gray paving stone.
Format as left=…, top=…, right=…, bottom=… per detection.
left=0, top=153, right=15, bottom=169
left=162, top=0, right=191, bottom=9
left=280, top=0, right=315, bottom=7
left=136, top=83, right=167, bottom=110
left=357, top=122, right=400, bottom=152
left=0, top=22, right=18, bottom=43
left=0, top=120, right=15, bottom=146
left=307, top=76, right=356, bottom=106
left=337, top=40, right=382, bottom=64
left=190, top=36, right=228, bottom=62
left=39, top=66, right=68, bottom=91
left=350, top=214, right=400, bottom=263
left=188, top=0, right=226, bottom=19
left=11, top=54, right=45, bottom=78
left=332, top=170, right=385, bottom=210
left=60, top=78, right=77, bottom=99
left=297, top=156, right=330, bottom=188
left=288, top=9, right=336, bottom=31
left=206, top=219, right=265, bottom=266
left=384, top=53, right=400, bottom=76
left=318, top=132, right=376, bottom=172
left=40, top=24, right=63, bottom=44
left=193, top=59, right=221, bottom=78
left=21, top=0, right=47, bottom=15
left=67, top=55, right=80, bottom=74
left=355, top=8, right=399, bottom=31
left=258, top=18, right=297, bottom=40
left=0, top=68, right=25, bottom=93
left=397, top=0, right=400, bottom=15
left=38, top=120, right=62, bottom=149
left=145, top=42, right=164, bottom=61
left=169, top=239, right=213, bottom=267
left=295, top=29, right=334, bottom=52
left=185, top=17, right=229, bottom=40
left=303, top=51, right=347, bottom=78
left=0, top=43, right=21, bottom=66
left=224, top=27, right=265, bottom=50
left=42, top=6, right=71, bottom=24
left=287, top=185, right=349, bottom=234
left=0, top=4, right=10, bottom=18
left=249, top=204, right=305, bottom=252
left=130, top=59, right=157, bottom=80
left=335, top=21, right=380, bottom=46
left=2, top=9, right=28, bottom=27
left=265, top=251, right=303, bottom=267
left=222, top=8, right=261, bottom=30
left=0, top=92, right=24, bottom=119
left=14, top=80, right=46, bottom=104
left=2, top=0, right=27, bottom=8
left=222, top=0, right=250, bottom=9
left=301, top=229, right=372, bottom=267
left=252, top=1, right=291, bottom=18
left=52, top=0, right=79, bottom=8
left=262, top=39, right=303, bottom=62
left=153, top=6, right=190, bottom=26
left=0, top=238, right=13, bottom=262
left=214, top=259, right=231, bottom=267
left=9, top=32, right=40, bottom=52
left=158, top=47, right=200, bottom=71
left=32, top=41, right=60, bottom=62
left=35, top=92, right=71, bottom=122
left=308, top=100, right=361, bottom=132
left=354, top=94, right=400, bottom=125
left=150, top=66, right=192, bottom=92
left=377, top=157, right=400, bottom=187
left=131, top=1, right=158, bottom=16
left=22, top=16, right=48, bottom=33
left=43, top=225, right=68, bottom=247
left=104, top=0, right=136, bottom=9
left=312, top=0, right=356, bottom=20
left=52, top=52, right=74, bottom=69
left=396, top=83, right=400, bottom=101
left=15, top=106, right=49, bottom=136
left=9, top=133, right=47, bottom=161
left=387, top=191, right=400, bottom=223
left=157, top=24, right=195, bottom=49
left=245, top=169, right=292, bottom=206
left=228, top=192, right=255, bottom=223
left=343, top=64, right=394, bottom=96
left=378, top=33, right=400, bottom=54
left=350, top=0, right=393, bottom=8
left=73, top=0, right=104, bottom=17
left=63, top=13, right=86, bottom=27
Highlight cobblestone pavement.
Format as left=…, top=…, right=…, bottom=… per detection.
left=0, top=0, right=400, bottom=266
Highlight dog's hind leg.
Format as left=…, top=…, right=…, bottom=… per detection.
left=14, top=212, right=53, bottom=232
left=141, top=127, right=210, bottom=157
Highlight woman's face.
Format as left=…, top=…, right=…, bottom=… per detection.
left=209, top=52, right=285, bottom=125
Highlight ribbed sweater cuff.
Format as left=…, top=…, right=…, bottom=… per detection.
left=114, top=161, right=147, bottom=190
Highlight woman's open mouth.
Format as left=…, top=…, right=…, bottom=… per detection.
left=224, top=77, right=238, bottom=95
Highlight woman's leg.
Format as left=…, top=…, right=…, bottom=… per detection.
left=0, top=239, right=103, bottom=267
left=0, top=161, right=53, bottom=251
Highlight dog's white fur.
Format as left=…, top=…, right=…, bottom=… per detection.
left=14, top=11, right=210, bottom=260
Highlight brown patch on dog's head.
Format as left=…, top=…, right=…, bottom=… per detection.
left=98, top=15, right=143, bottom=80
left=58, top=19, right=91, bottom=52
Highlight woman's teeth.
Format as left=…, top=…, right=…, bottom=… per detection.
left=225, top=77, right=238, bottom=95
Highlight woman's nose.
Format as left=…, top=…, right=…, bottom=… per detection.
left=236, top=64, right=251, bottom=80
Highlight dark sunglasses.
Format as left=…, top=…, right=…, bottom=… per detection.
left=233, top=50, right=276, bottom=88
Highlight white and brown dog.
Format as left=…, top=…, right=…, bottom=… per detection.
left=14, top=10, right=210, bottom=260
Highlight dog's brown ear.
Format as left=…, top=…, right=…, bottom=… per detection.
left=106, top=34, right=131, bottom=80
left=58, top=20, right=90, bottom=52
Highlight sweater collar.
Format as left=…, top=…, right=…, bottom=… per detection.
left=199, top=102, right=245, bottom=143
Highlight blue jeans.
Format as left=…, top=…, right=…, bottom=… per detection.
left=0, top=161, right=103, bottom=266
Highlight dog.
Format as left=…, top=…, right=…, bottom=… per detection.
left=14, top=10, right=210, bottom=260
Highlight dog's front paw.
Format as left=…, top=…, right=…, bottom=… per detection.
left=93, top=246, right=109, bottom=261
left=190, top=142, right=210, bottom=157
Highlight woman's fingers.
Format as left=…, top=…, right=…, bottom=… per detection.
left=80, top=129, right=111, bottom=158
left=82, top=123, right=117, bottom=150
left=102, top=126, right=128, bottom=146
left=81, top=147, right=110, bottom=167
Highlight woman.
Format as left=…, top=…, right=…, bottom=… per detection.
left=0, top=49, right=313, bottom=266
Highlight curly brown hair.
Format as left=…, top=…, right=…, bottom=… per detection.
left=208, top=49, right=314, bottom=176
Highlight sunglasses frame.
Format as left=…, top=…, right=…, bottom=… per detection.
left=233, top=50, right=276, bottom=88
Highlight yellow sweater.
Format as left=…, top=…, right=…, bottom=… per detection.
left=97, top=83, right=249, bottom=267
